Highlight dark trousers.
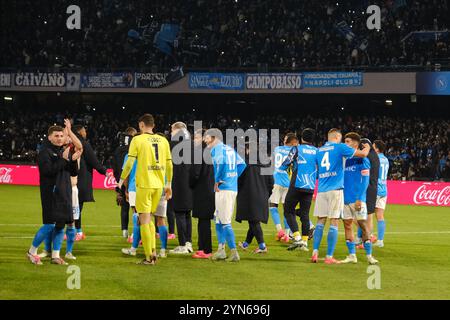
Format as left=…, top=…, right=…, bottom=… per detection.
left=175, top=210, right=192, bottom=246
left=197, top=218, right=212, bottom=254
left=245, top=221, right=265, bottom=245
left=284, top=188, right=313, bottom=236
left=120, top=201, right=130, bottom=231
left=75, top=201, right=84, bottom=230
left=167, top=205, right=176, bottom=234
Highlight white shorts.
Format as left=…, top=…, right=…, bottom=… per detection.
left=269, top=185, right=289, bottom=204
left=128, top=191, right=136, bottom=207
left=343, top=202, right=368, bottom=221
left=313, top=190, right=344, bottom=219
left=375, top=196, right=387, bottom=210
left=154, top=195, right=167, bottom=218
left=214, top=190, right=237, bottom=225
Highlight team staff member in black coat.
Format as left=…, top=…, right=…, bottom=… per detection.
left=190, top=129, right=215, bottom=259
left=236, top=143, right=274, bottom=253
left=357, top=138, right=380, bottom=244
left=112, top=127, right=137, bottom=238
left=27, top=125, right=81, bottom=265
left=168, top=122, right=194, bottom=254
left=73, top=125, right=109, bottom=240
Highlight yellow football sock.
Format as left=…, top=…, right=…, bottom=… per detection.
left=293, top=231, right=301, bottom=241
left=140, top=223, right=152, bottom=261
left=302, top=236, right=309, bottom=242
left=149, top=220, right=156, bottom=252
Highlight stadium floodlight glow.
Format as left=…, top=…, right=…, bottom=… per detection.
left=4, top=96, right=13, bottom=101
left=385, top=99, right=393, bottom=106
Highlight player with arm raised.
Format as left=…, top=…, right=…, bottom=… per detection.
left=118, top=114, right=173, bottom=266
left=340, top=132, right=378, bottom=265
left=312, top=128, right=370, bottom=264
left=373, top=140, right=389, bottom=248
left=204, top=128, right=246, bottom=262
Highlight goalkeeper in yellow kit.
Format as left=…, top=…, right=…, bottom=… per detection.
left=117, top=114, right=173, bottom=265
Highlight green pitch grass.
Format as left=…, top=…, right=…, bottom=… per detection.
left=0, top=184, right=449, bottom=300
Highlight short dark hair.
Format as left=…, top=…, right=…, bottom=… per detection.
left=301, top=128, right=315, bottom=144
left=73, top=125, right=84, bottom=133
left=344, top=132, right=361, bottom=142
left=374, top=140, right=386, bottom=153
left=284, top=132, right=298, bottom=144
left=48, top=125, right=64, bottom=136
left=125, top=127, right=137, bottom=136
left=138, top=114, right=155, bottom=127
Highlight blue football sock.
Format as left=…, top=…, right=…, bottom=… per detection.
left=283, top=217, right=290, bottom=231
left=52, top=227, right=65, bottom=251
left=326, top=225, right=338, bottom=257
left=223, top=224, right=236, bottom=250
left=242, top=241, right=249, bottom=248
left=346, top=240, right=356, bottom=255
left=357, top=227, right=363, bottom=239
left=215, top=223, right=225, bottom=246
left=44, top=227, right=53, bottom=252
left=66, top=226, right=76, bottom=253
left=377, top=220, right=386, bottom=241
left=32, top=224, right=54, bottom=249
left=258, top=242, right=266, bottom=250
left=364, top=240, right=373, bottom=256
left=313, top=223, right=324, bottom=251
left=159, top=225, right=168, bottom=250
left=269, top=207, right=281, bottom=226
left=132, top=213, right=141, bottom=249
left=76, top=228, right=82, bottom=234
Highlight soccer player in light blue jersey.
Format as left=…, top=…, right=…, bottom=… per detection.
left=269, top=133, right=298, bottom=242
left=373, top=140, right=389, bottom=248
left=204, top=128, right=246, bottom=262
left=282, top=128, right=318, bottom=251
left=312, top=128, right=370, bottom=264
left=340, top=132, right=378, bottom=265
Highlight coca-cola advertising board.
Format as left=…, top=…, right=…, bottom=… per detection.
left=0, top=165, right=116, bottom=189
left=1, top=165, right=449, bottom=207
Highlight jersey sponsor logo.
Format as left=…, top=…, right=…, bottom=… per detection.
left=413, top=185, right=450, bottom=206
left=345, top=166, right=357, bottom=172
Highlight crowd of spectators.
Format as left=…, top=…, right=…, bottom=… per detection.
left=1, top=109, right=449, bottom=181
left=1, top=0, right=449, bottom=71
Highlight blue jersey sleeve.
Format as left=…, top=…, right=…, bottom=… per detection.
left=280, top=146, right=298, bottom=171
left=212, top=148, right=225, bottom=183
left=358, top=158, right=371, bottom=201
left=340, top=143, right=356, bottom=158
left=236, top=151, right=246, bottom=177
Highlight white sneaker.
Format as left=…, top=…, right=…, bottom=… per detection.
left=65, top=252, right=77, bottom=260
left=299, top=241, right=309, bottom=252
left=185, top=242, right=193, bottom=253
left=367, top=255, right=379, bottom=265
left=37, top=250, right=50, bottom=259
left=122, top=230, right=129, bottom=238
left=341, top=254, right=358, bottom=264
left=374, top=240, right=384, bottom=248
left=158, top=249, right=167, bottom=258
left=122, top=248, right=137, bottom=256
left=169, top=246, right=189, bottom=254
